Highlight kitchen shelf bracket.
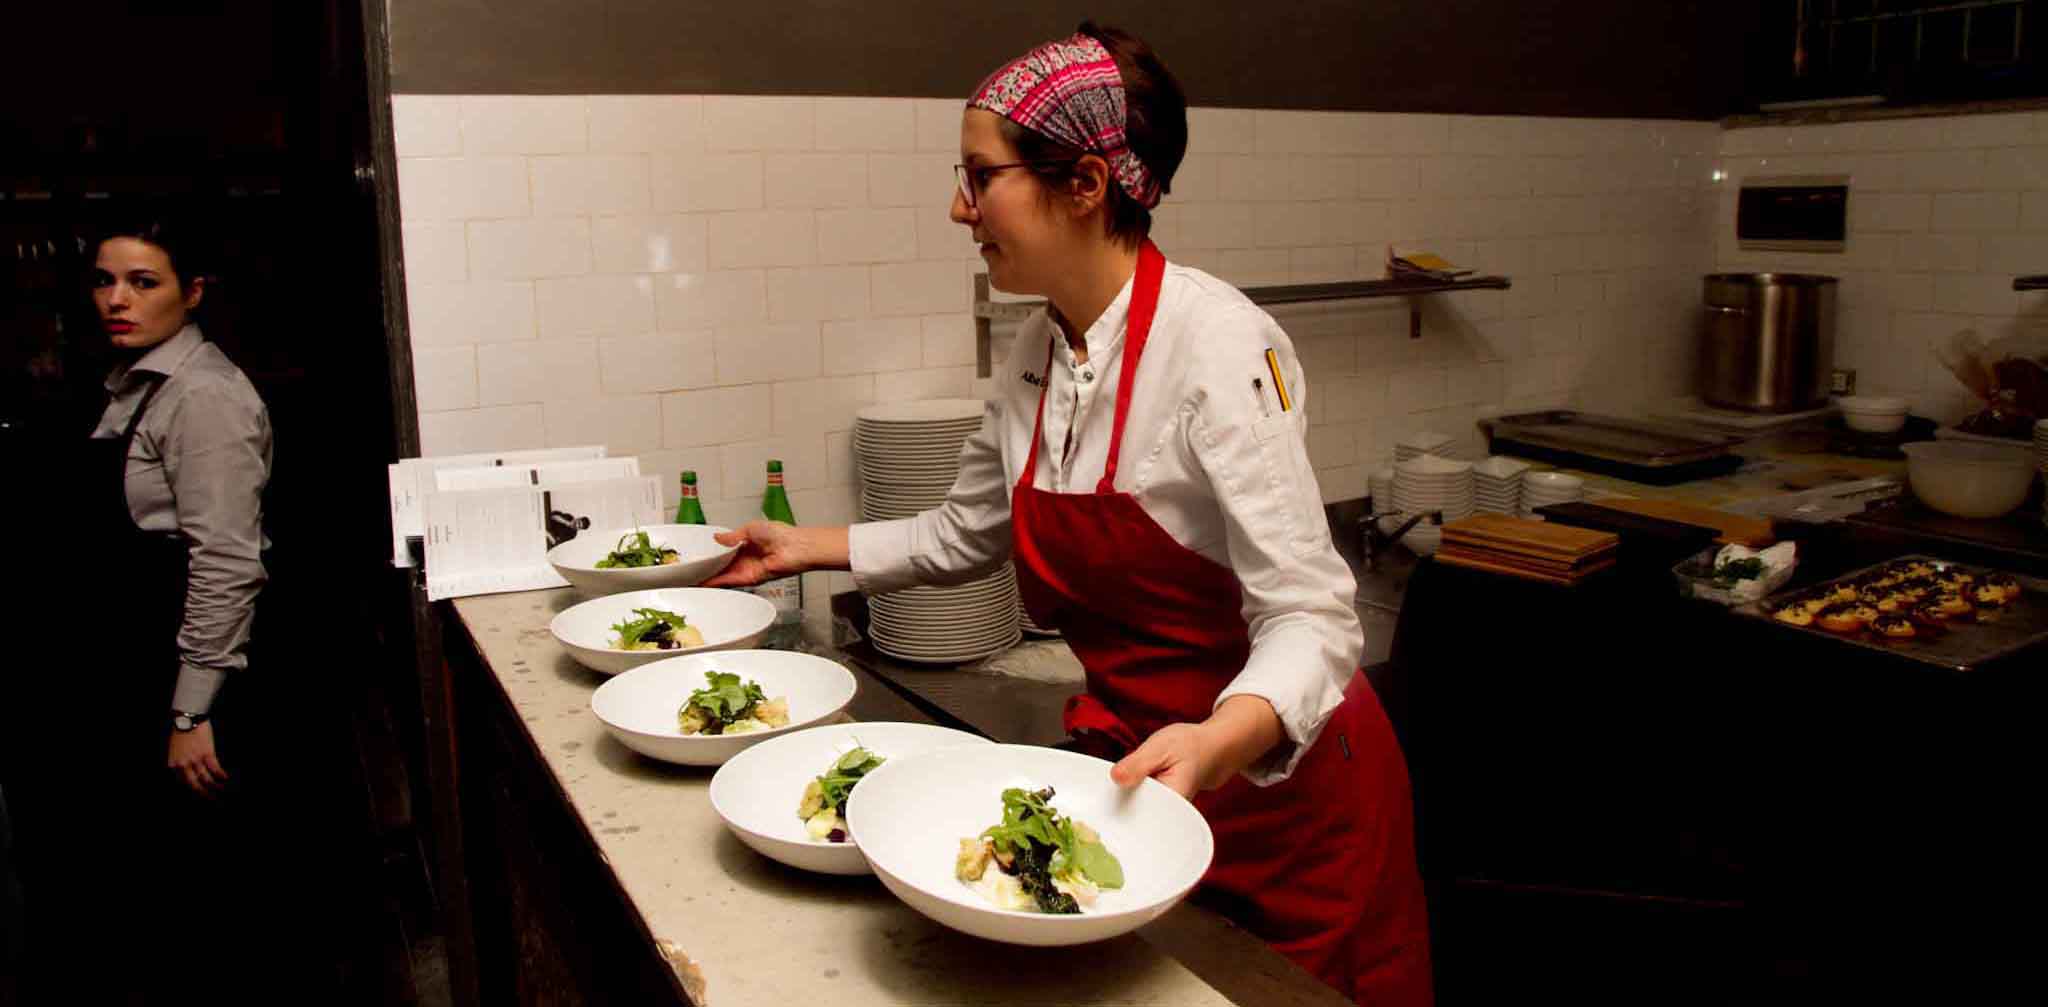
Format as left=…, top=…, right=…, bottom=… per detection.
left=2015, top=275, right=2047, bottom=291
left=972, top=273, right=1511, bottom=378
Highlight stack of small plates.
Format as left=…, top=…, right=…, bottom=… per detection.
left=1520, top=471, right=1585, bottom=517
left=1394, top=430, right=1458, bottom=464
left=855, top=400, right=1022, bottom=662
left=1472, top=456, right=1530, bottom=515
left=1393, top=454, right=1474, bottom=556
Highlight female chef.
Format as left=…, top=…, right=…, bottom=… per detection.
left=710, top=23, right=1431, bottom=1004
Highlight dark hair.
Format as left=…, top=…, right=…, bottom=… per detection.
left=93, top=206, right=212, bottom=295
left=1000, top=21, right=1188, bottom=248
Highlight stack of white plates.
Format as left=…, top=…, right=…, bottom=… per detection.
left=854, top=400, right=987, bottom=519
left=1521, top=471, right=1585, bottom=517
left=1393, top=454, right=1474, bottom=556
left=1394, top=430, right=1458, bottom=464
left=1368, top=467, right=1396, bottom=513
left=855, top=399, right=1022, bottom=662
left=868, top=573, right=1023, bottom=663
left=1472, top=456, right=1530, bottom=515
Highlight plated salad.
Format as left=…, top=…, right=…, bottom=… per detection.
left=677, top=670, right=788, bottom=736
left=795, top=746, right=885, bottom=843
left=594, top=530, right=680, bottom=569
left=954, top=787, right=1123, bottom=914
left=609, top=608, right=706, bottom=651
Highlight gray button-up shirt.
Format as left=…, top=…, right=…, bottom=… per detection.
left=93, top=324, right=272, bottom=714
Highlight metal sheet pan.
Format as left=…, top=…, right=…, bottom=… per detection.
left=1478, top=411, right=1745, bottom=468
left=1734, top=554, right=2048, bottom=672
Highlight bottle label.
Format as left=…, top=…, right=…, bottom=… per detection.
left=755, top=575, right=803, bottom=622
left=679, top=485, right=697, bottom=498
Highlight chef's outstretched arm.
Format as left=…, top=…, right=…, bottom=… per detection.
left=707, top=400, right=1013, bottom=591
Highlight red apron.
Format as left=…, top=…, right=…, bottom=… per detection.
left=1009, top=241, right=1433, bottom=1005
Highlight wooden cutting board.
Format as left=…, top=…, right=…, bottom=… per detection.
left=1437, top=544, right=1595, bottom=576
left=1586, top=498, right=1775, bottom=547
left=1437, top=547, right=1617, bottom=585
left=1442, top=514, right=1620, bottom=559
left=1440, top=531, right=1618, bottom=566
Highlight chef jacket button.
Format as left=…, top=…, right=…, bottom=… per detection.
left=1081, top=370, right=1094, bottom=382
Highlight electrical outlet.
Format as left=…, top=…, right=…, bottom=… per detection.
left=1830, top=368, right=1856, bottom=395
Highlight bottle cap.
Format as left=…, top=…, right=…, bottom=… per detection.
left=766, top=459, right=784, bottom=473
left=680, top=470, right=698, bottom=484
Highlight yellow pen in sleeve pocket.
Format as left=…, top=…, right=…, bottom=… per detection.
left=1263, top=348, right=1292, bottom=412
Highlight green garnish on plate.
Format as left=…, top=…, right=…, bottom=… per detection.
left=594, top=530, right=679, bottom=569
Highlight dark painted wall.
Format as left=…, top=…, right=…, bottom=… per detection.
left=389, top=0, right=1761, bottom=120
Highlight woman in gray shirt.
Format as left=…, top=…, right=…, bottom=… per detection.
left=91, top=218, right=273, bottom=794
left=10, top=213, right=275, bottom=1000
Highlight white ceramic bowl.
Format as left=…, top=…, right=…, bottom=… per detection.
left=709, top=722, right=992, bottom=875
left=550, top=587, right=777, bottom=676
left=1901, top=441, right=2035, bottom=519
left=590, top=650, right=858, bottom=767
left=846, top=743, right=1213, bottom=947
left=1838, top=396, right=1909, bottom=434
left=548, top=524, right=739, bottom=596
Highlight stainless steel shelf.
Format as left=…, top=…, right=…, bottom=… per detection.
left=972, top=273, right=1512, bottom=377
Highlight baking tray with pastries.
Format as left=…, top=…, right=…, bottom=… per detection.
left=1738, top=554, right=2048, bottom=671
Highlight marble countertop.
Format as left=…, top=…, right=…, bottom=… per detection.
left=446, top=588, right=1349, bottom=1007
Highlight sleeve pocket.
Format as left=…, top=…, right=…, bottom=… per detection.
left=1250, top=413, right=1329, bottom=556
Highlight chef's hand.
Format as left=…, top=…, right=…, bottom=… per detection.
left=1111, top=695, right=1285, bottom=799
left=168, top=722, right=228, bottom=798
left=703, top=522, right=851, bottom=588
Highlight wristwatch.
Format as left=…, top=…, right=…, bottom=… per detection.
left=171, top=710, right=211, bottom=733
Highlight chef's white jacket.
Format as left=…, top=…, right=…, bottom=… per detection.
left=850, top=262, right=1363, bottom=783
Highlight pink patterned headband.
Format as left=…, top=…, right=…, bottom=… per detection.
left=967, top=33, right=1161, bottom=210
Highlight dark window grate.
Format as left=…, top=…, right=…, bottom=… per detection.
left=1762, top=0, right=2046, bottom=106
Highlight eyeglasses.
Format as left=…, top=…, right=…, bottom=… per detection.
left=954, top=160, right=1078, bottom=209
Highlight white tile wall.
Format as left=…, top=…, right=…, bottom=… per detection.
left=650, top=153, right=764, bottom=212
left=394, top=93, right=1719, bottom=543
left=590, top=214, right=708, bottom=274
left=1716, top=112, right=2048, bottom=422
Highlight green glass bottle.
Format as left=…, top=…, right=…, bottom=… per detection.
left=753, top=459, right=804, bottom=646
left=674, top=470, right=707, bottom=525
left=760, top=460, right=797, bottom=525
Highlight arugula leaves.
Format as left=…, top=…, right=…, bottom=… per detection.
left=815, top=746, right=886, bottom=815
left=979, top=787, right=1124, bottom=893
left=609, top=607, right=690, bottom=648
left=594, top=530, right=678, bottom=569
left=1711, top=556, right=1768, bottom=586
left=684, top=670, right=766, bottom=728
